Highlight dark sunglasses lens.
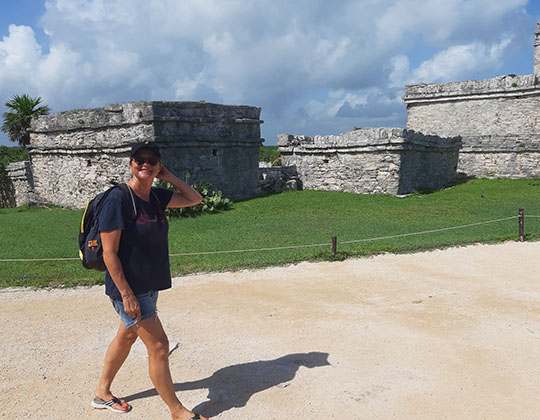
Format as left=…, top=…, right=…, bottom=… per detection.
left=134, top=156, right=159, bottom=165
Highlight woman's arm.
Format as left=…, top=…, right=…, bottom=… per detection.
left=101, top=229, right=140, bottom=322
left=156, top=166, right=203, bottom=208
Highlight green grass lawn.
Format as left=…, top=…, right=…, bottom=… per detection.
left=2, top=178, right=540, bottom=288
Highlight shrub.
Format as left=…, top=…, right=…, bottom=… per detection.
left=0, top=146, right=28, bottom=170
left=259, top=146, right=280, bottom=164
left=157, top=176, right=232, bottom=218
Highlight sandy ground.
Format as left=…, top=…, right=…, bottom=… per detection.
left=1, top=241, right=540, bottom=420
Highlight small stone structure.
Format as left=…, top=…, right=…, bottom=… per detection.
left=403, top=22, right=540, bottom=178
left=27, top=101, right=263, bottom=208
left=0, top=161, right=33, bottom=207
left=277, top=128, right=462, bottom=195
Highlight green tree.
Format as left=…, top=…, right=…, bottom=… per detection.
left=2, top=94, right=50, bottom=147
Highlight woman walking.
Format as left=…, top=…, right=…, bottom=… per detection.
left=91, top=142, right=209, bottom=420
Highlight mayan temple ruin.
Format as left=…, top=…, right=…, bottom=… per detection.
left=5, top=101, right=263, bottom=208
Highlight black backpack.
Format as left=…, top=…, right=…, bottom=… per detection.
left=78, top=183, right=137, bottom=271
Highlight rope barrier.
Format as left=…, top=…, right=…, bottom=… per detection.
left=340, top=216, right=519, bottom=245
left=169, top=242, right=332, bottom=257
left=0, top=214, right=522, bottom=262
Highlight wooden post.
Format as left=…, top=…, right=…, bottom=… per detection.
left=332, top=236, right=337, bottom=256
left=519, top=208, right=524, bottom=242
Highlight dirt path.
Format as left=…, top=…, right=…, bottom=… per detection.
left=1, top=241, right=540, bottom=420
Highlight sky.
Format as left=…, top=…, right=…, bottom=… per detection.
left=1, top=0, right=540, bottom=147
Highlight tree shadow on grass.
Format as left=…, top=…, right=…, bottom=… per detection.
left=124, top=351, right=330, bottom=418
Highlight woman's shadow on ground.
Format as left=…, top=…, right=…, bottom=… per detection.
left=124, top=351, right=330, bottom=418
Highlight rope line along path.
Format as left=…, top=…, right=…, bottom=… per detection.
left=340, top=216, right=520, bottom=245
left=0, top=214, right=532, bottom=263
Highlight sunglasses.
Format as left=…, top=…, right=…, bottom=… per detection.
left=133, top=156, right=160, bottom=166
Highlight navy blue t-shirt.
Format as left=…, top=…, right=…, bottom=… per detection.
left=98, top=186, right=174, bottom=300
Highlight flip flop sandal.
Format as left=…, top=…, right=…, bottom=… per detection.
left=91, top=397, right=132, bottom=413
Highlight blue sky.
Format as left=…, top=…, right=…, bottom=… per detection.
left=1, top=0, right=540, bottom=147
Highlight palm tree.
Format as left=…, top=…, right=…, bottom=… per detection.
left=2, top=94, right=50, bottom=147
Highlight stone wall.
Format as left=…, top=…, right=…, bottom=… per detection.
left=403, top=74, right=540, bottom=178
left=0, top=161, right=33, bottom=207
left=456, top=134, right=540, bottom=178
left=277, top=128, right=462, bottom=195
left=28, top=101, right=263, bottom=208
left=535, top=22, right=540, bottom=75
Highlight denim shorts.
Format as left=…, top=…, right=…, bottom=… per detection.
left=110, top=290, right=159, bottom=329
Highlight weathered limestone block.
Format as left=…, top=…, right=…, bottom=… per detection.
left=459, top=150, right=540, bottom=178
left=404, top=73, right=540, bottom=178
left=0, top=161, right=34, bottom=207
left=259, top=163, right=284, bottom=193
left=29, top=101, right=263, bottom=208
left=278, top=129, right=461, bottom=195
left=535, top=22, right=540, bottom=76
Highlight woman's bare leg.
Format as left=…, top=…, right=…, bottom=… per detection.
left=136, top=316, right=208, bottom=420
left=94, top=323, right=137, bottom=411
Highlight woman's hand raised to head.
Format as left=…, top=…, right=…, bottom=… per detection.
left=156, top=164, right=172, bottom=182
left=155, top=167, right=203, bottom=208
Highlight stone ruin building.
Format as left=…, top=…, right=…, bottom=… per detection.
left=2, top=22, right=540, bottom=207
left=274, top=129, right=461, bottom=195
left=4, top=101, right=263, bottom=208
left=0, top=161, right=32, bottom=208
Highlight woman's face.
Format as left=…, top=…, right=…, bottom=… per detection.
left=130, top=148, right=161, bottom=180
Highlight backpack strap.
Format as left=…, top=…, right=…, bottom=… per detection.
left=117, top=183, right=137, bottom=220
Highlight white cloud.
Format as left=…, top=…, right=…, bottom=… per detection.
left=0, top=0, right=536, bottom=146
left=0, top=25, right=42, bottom=81
left=410, top=38, right=512, bottom=83
left=173, top=73, right=209, bottom=100
left=388, top=55, right=410, bottom=89
left=375, top=0, right=527, bottom=46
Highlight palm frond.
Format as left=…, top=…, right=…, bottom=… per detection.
left=2, top=94, right=50, bottom=146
